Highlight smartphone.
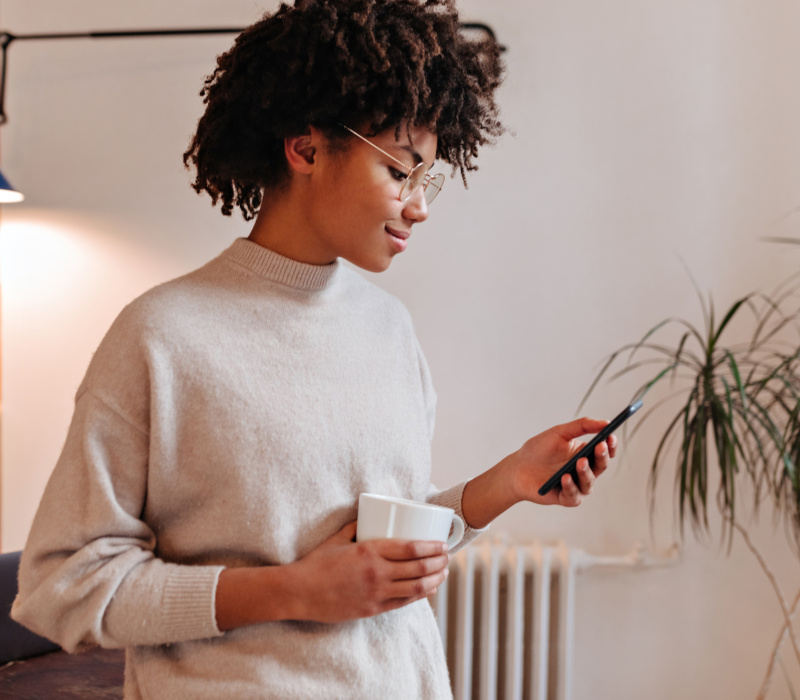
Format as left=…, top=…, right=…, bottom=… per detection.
left=537, top=400, right=643, bottom=496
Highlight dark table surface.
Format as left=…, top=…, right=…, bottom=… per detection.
left=0, top=647, right=124, bottom=699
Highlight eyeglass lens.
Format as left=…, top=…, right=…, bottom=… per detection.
left=400, top=163, right=445, bottom=205
left=424, top=174, right=445, bottom=204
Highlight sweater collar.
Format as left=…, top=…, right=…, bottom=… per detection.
left=224, top=238, right=341, bottom=291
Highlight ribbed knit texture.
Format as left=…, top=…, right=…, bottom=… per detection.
left=225, top=238, right=340, bottom=290
left=161, top=567, right=223, bottom=639
left=13, top=238, right=486, bottom=700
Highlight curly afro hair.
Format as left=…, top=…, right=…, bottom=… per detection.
left=183, top=0, right=505, bottom=220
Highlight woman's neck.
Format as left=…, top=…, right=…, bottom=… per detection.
left=248, top=187, right=337, bottom=266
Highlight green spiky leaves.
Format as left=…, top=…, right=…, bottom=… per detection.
left=581, top=288, right=800, bottom=550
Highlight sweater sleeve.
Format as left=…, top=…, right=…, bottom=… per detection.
left=412, top=333, right=488, bottom=552
left=11, top=390, right=225, bottom=652
left=426, top=482, right=487, bottom=551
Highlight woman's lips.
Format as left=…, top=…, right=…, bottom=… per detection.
left=385, top=226, right=409, bottom=252
left=385, top=226, right=410, bottom=240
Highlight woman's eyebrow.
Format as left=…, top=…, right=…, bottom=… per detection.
left=394, top=144, right=434, bottom=169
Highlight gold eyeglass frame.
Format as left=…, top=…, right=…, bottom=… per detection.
left=337, top=123, right=445, bottom=205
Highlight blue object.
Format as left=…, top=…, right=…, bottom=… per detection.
left=0, top=168, right=23, bottom=203
left=0, top=551, right=59, bottom=663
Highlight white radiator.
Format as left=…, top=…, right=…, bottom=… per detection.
left=428, top=538, right=679, bottom=700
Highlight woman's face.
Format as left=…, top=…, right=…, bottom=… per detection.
left=306, top=122, right=439, bottom=273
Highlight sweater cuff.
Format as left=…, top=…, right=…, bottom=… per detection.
left=426, top=481, right=488, bottom=552
left=161, top=565, right=226, bottom=640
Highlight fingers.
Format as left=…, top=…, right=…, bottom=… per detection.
left=593, top=440, right=610, bottom=477
left=562, top=434, right=617, bottom=500
left=575, top=456, right=596, bottom=493
left=365, top=542, right=450, bottom=604
left=387, top=567, right=449, bottom=599
left=559, top=471, right=583, bottom=507
left=377, top=538, right=448, bottom=561
left=389, top=553, right=449, bottom=582
left=556, top=416, right=610, bottom=440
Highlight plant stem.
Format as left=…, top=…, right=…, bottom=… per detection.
left=731, top=522, right=800, bottom=666
left=731, top=519, right=800, bottom=699
left=778, top=653, right=798, bottom=700
left=757, top=587, right=800, bottom=700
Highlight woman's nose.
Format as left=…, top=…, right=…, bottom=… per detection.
left=402, top=186, right=429, bottom=223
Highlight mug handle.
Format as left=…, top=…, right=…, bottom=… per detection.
left=447, top=514, right=465, bottom=549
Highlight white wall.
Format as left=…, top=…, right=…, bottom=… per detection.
left=2, top=1, right=800, bottom=697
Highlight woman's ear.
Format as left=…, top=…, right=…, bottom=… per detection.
left=284, top=128, right=317, bottom=175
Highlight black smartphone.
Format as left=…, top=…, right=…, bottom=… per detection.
left=537, top=400, right=643, bottom=496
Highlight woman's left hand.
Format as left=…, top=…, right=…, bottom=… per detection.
left=512, top=417, right=617, bottom=507
left=460, top=417, right=618, bottom=529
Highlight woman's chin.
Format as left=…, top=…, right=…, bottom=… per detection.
left=344, top=252, right=394, bottom=274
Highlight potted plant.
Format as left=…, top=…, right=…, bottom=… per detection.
left=580, top=266, right=800, bottom=698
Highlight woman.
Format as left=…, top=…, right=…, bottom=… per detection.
left=12, top=1, right=616, bottom=698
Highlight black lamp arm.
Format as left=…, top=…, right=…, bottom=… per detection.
left=0, top=22, right=506, bottom=126
left=0, top=32, right=14, bottom=126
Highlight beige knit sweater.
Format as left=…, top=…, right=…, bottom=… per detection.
left=12, top=238, right=485, bottom=699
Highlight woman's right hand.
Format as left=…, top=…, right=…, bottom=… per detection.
left=286, top=521, right=449, bottom=623
left=215, top=521, right=450, bottom=630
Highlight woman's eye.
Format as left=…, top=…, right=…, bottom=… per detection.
left=389, top=167, right=407, bottom=182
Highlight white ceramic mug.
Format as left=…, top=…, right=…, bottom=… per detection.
left=356, top=493, right=465, bottom=549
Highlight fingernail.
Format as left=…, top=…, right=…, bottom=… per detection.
left=444, top=568, right=450, bottom=578
left=442, top=543, right=449, bottom=553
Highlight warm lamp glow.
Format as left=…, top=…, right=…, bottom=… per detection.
left=0, top=218, right=90, bottom=305
left=0, top=190, right=24, bottom=203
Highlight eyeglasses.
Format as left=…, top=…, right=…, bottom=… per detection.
left=338, top=123, right=445, bottom=205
